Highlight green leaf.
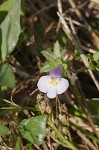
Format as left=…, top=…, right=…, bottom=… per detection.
left=0, top=0, right=15, bottom=23
left=28, top=145, right=33, bottom=150
left=88, top=54, right=93, bottom=63
left=88, top=54, right=97, bottom=70
left=41, top=50, right=56, bottom=61
left=62, top=63, right=68, bottom=70
left=0, top=0, right=21, bottom=61
left=0, top=0, right=14, bottom=12
left=89, top=62, right=96, bottom=70
left=96, top=64, right=99, bottom=72
left=62, top=63, right=68, bottom=76
left=0, top=0, right=24, bottom=21
left=55, top=58, right=62, bottom=65
left=14, top=137, right=21, bottom=150
left=60, top=35, right=68, bottom=45
left=18, top=115, right=47, bottom=145
left=0, top=63, right=16, bottom=88
left=93, top=52, right=99, bottom=62
left=0, top=124, right=9, bottom=136
left=53, top=41, right=61, bottom=58
left=48, top=58, right=62, bottom=69
left=40, top=63, right=51, bottom=73
left=48, top=60, right=57, bottom=68
left=60, top=49, right=65, bottom=57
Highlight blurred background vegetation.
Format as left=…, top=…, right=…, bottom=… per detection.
left=0, top=0, right=99, bottom=149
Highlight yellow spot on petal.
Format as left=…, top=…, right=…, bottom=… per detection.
left=48, top=77, right=58, bottom=86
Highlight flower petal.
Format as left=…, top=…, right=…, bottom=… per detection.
left=56, top=78, right=69, bottom=94
left=37, top=76, right=49, bottom=93
left=47, top=87, right=57, bottom=99
left=50, top=66, right=62, bottom=78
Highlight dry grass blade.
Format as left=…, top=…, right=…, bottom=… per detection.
left=81, top=45, right=97, bottom=54
left=90, top=0, right=99, bottom=4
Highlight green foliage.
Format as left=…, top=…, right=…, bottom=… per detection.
left=57, top=29, right=69, bottom=46
left=18, top=115, right=47, bottom=145
left=14, top=137, right=22, bottom=150
left=0, top=0, right=21, bottom=62
left=0, top=0, right=22, bottom=94
left=0, top=0, right=15, bottom=23
left=40, top=63, right=51, bottom=73
left=0, top=124, right=9, bottom=136
left=93, top=52, right=99, bottom=62
left=53, top=41, right=61, bottom=58
left=0, top=0, right=26, bottom=51
left=0, top=63, right=16, bottom=88
left=41, top=41, right=63, bottom=61
left=0, top=0, right=25, bottom=23
left=41, top=51, right=56, bottom=61
left=28, top=145, right=33, bottom=150
left=41, top=41, right=68, bottom=76
left=88, top=52, right=99, bottom=71
left=59, top=34, right=68, bottom=45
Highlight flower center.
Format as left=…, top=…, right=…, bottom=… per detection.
left=48, top=77, right=58, bottom=86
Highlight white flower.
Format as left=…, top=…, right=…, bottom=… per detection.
left=37, top=66, right=69, bottom=99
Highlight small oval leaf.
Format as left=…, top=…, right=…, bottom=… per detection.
left=18, top=115, right=47, bottom=145
left=0, top=0, right=21, bottom=61
left=0, top=63, right=16, bottom=88
left=0, top=124, right=10, bottom=136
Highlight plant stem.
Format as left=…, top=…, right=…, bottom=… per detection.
left=48, top=118, right=78, bottom=150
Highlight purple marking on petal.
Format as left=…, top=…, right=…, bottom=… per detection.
left=50, top=66, right=62, bottom=78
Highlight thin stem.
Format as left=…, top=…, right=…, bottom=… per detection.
left=48, top=118, right=78, bottom=150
